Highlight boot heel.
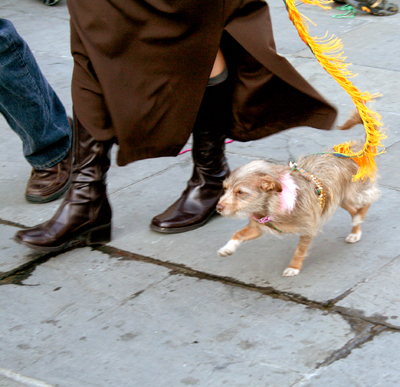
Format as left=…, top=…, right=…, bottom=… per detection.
left=86, top=224, right=112, bottom=245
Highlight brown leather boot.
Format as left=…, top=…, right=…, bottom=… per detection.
left=25, top=118, right=74, bottom=203
left=150, top=75, right=231, bottom=233
left=15, top=116, right=113, bottom=252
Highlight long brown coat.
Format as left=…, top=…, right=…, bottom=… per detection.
left=67, top=0, right=337, bottom=166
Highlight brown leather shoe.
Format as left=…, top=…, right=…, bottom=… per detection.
left=15, top=116, right=113, bottom=252
left=25, top=118, right=73, bottom=203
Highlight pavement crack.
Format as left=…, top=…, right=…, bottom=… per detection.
left=120, top=289, right=145, bottom=306
left=293, top=322, right=390, bottom=386
left=96, top=245, right=400, bottom=334
left=97, top=245, right=325, bottom=309
left=323, top=288, right=355, bottom=307
left=0, top=248, right=73, bottom=285
left=0, top=219, right=28, bottom=229
left=316, top=323, right=387, bottom=369
left=4, top=242, right=400, bottom=338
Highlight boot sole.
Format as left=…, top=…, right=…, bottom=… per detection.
left=150, top=211, right=217, bottom=234
left=14, top=223, right=111, bottom=253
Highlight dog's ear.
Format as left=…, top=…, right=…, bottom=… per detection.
left=259, top=175, right=282, bottom=192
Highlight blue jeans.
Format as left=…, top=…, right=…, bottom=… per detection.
left=0, top=19, right=71, bottom=169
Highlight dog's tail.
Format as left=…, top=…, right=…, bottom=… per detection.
left=334, top=109, right=386, bottom=181
left=338, top=111, right=363, bottom=130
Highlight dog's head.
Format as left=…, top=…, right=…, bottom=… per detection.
left=216, top=160, right=282, bottom=219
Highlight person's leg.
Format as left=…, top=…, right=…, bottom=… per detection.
left=0, top=19, right=71, bottom=169
left=14, top=114, right=113, bottom=251
left=14, top=17, right=114, bottom=251
left=150, top=49, right=231, bottom=233
left=210, top=49, right=226, bottom=78
left=0, top=19, right=73, bottom=202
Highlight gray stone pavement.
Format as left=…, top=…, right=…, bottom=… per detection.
left=0, top=0, right=399, bottom=386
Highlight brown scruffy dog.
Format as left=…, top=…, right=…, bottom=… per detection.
left=216, top=114, right=381, bottom=276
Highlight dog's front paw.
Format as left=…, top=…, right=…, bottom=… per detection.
left=218, top=239, right=240, bottom=257
left=282, top=267, right=300, bottom=277
left=218, top=247, right=234, bottom=257
left=346, top=231, right=362, bottom=243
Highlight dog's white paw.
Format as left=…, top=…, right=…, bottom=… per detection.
left=282, top=267, right=300, bottom=277
left=218, top=240, right=240, bottom=257
left=218, top=247, right=234, bottom=257
left=346, top=231, right=362, bottom=243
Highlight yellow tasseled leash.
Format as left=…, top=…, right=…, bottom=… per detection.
left=284, top=0, right=386, bottom=181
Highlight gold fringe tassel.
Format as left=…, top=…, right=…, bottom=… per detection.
left=284, top=0, right=386, bottom=181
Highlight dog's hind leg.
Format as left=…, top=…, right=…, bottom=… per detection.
left=218, top=224, right=262, bottom=257
left=341, top=203, right=371, bottom=243
left=283, top=235, right=313, bottom=277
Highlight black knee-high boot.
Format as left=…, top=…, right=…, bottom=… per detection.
left=151, top=71, right=231, bottom=233
left=15, top=116, right=113, bottom=251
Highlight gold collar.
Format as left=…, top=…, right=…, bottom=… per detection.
left=290, top=162, right=326, bottom=210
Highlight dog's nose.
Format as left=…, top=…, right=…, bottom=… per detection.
left=216, top=203, right=224, bottom=213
